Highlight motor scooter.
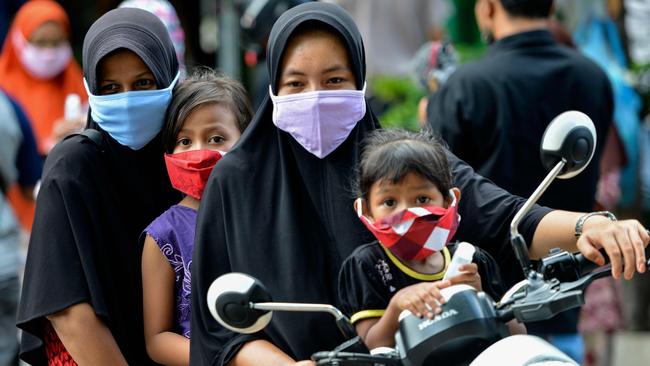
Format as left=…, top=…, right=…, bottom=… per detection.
left=206, top=111, right=650, bottom=366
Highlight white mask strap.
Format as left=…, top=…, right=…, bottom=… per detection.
left=354, top=197, right=364, bottom=217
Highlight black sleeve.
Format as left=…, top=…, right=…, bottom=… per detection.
left=448, top=151, right=552, bottom=285
left=473, top=247, right=507, bottom=301
left=338, top=252, right=391, bottom=323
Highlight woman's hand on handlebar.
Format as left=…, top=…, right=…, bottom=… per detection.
left=577, top=218, right=649, bottom=280
left=389, top=280, right=451, bottom=319
left=447, top=263, right=482, bottom=291
left=294, top=361, right=315, bottom=366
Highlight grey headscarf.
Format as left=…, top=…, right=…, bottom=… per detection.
left=82, top=7, right=179, bottom=93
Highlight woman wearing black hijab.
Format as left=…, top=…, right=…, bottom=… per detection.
left=17, top=8, right=179, bottom=365
left=191, top=2, right=648, bottom=365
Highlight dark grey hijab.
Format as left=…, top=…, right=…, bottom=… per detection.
left=82, top=7, right=178, bottom=93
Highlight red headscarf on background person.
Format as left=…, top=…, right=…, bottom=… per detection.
left=0, top=0, right=87, bottom=155
left=0, top=0, right=87, bottom=231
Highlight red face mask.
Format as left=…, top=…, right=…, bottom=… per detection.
left=164, top=149, right=224, bottom=200
left=357, top=190, right=460, bottom=261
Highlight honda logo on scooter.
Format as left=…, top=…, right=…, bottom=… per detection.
left=418, top=309, right=458, bottom=331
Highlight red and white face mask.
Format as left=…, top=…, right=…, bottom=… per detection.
left=164, top=149, right=225, bottom=200
left=357, top=190, right=461, bottom=261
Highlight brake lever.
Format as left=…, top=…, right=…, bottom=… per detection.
left=558, top=264, right=611, bottom=293
left=510, top=261, right=618, bottom=323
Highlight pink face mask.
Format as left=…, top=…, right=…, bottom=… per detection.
left=13, top=31, right=72, bottom=80
left=269, top=84, right=366, bottom=159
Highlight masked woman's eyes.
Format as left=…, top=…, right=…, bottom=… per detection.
left=284, top=80, right=304, bottom=88
left=327, top=77, right=344, bottom=84
left=99, top=83, right=119, bottom=94
left=134, top=79, right=155, bottom=89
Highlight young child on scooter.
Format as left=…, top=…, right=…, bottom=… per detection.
left=141, top=68, right=253, bottom=366
left=339, top=128, right=523, bottom=350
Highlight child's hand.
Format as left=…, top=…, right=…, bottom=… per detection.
left=447, top=263, right=481, bottom=291
left=389, top=280, right=451, bottom=319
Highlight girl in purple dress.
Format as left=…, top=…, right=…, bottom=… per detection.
left=141, top=68, right=252, bottom=366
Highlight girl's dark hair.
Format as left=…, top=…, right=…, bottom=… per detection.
left=163, top=67, right=253, bottom=153
left=356, top=129, right=453, bottom=200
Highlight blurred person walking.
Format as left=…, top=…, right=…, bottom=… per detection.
left=0, top=90, right=41, bottom=366
left=427, top=0, right=614, bottom=362
left=0, top=0, right=87, bottom=232
left=0, top=0, right=87, bottom=156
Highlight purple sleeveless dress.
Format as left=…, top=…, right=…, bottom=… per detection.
left=144, top=204, right=197, bottom=338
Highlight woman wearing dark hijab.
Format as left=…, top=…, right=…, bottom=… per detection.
left=191, top=3, right=648, bottom=365
left=17, top=8, right=179, bottom=365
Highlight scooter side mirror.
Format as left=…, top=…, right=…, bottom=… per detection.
left=540, top=111, right=596, bottom=179
left=206, top=272, right=273, bottom=334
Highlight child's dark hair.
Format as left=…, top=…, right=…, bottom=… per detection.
left=356, top=129, right=453, bottom=200
left=163, top=67, right=253, bottom=153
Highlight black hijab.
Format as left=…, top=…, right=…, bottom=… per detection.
left=191, top=2, right=553, bottom=364
left=17, top=8, right=179, bottom=365
left=191, top=2, right=379, bottom=364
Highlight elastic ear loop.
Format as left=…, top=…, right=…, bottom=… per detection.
left=448, top=189, right=458, bottom=207
left=354, top=197, right=364, bottom=217
left=448, top=189, right=461, bottom=224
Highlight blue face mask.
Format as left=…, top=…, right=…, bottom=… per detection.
left=84, top=72, right=180, bottom=150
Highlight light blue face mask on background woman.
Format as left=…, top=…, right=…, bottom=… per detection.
left=84, top=71, right=180, bottom=150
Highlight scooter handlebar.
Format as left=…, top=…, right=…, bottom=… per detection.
left=573, top=247, right=650, bottom=277
left=573, top=248, right=609, bottom=277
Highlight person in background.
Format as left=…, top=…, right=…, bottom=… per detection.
left=0, top=0, right=87, bottom=232
left=426, top=0, right=614, bottom=362
left=119, top=0, right=187, bottom=77
left=17, top=8, right=180, bottom=365
left=0, top=90, right=41, bottom=366
left=0, top=0, right=87, bottom=156
left=142, top=68, right=252, bottom=366
left=411, top=39, right=458, bottom=127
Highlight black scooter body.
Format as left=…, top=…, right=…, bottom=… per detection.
left=395, top=288, right=509, bottom=366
